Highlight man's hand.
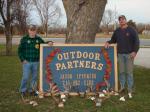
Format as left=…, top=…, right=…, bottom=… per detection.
left=130, top=52, right=137, bottom=59
left=104, top=42, right=110, bottom=48
left=22, top=60, right=28, bottom=64
left=48, top=41, right=54, bottom=46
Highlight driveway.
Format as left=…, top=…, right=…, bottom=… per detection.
left=135, top=48, right=150, bottom=68
left=0, top=38, right=150, bottom=46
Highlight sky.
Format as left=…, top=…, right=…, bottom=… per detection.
left=106, top=0, right=150, bottom=24
left=30, top=0, right=150, bottom=26
left=58, top=0, right=150, bottom=26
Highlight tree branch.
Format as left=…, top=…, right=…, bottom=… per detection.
left=0, top=0, right=6, bottom=23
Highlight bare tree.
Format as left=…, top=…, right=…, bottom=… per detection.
left=101, top=9, right=115, bottom=34
left=62, top=0, right=107, bottom=43
left=14, top=0, right=33, bottom=35
left=127, top=20, right=137, bottom=30
left=32, top=0, right=61, bottom=38
left=0, top=0, right=14, bottom=55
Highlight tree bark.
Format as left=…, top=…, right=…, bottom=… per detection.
left=0, top=0, right=13, bottom=55
left=63, top=0, right=107, bottom=43
left=5, top=23, right=12, bottom=56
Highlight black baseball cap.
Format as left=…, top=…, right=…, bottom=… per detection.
left=28, top=24, right=37, bottom=30
left=118, top=15, right=126, bottom=21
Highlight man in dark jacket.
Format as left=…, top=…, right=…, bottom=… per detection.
left=105, top=15, right=139, bottom=98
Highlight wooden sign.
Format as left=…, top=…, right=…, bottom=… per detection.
left=39, top=44, right=118, bottom=94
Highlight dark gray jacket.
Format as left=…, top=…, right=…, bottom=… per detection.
left=108, top=26, right=139, bottom=54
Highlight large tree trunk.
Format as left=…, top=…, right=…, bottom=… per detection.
left=0, top=0, right=13, bottom=56
left=63, top=0, right=107, bottom=43
left=5, top=23, right=12, bottom=56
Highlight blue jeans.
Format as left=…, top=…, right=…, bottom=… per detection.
left=118, top=54, right=134, bottom=92
left=20, top=62, right=39, bottom=93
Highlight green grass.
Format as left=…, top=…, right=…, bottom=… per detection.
left=0, top=45, right=18, bottom=56
left=139, top=34, right=150, bottom=39
left=0, top=46, right=150, bottom=112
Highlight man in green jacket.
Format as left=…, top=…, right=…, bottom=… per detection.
left=18, top=25, right=53, bottom=96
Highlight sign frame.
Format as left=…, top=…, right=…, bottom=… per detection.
left=39, top=44, right=118, bottom=95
